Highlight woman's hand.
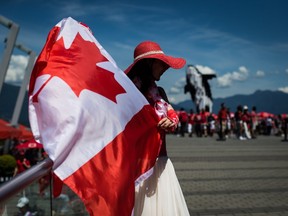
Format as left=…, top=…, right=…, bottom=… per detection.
left=157, top=117, right=176, bottom=131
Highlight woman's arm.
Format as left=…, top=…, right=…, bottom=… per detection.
left=157, top=87, right=179, bottom=131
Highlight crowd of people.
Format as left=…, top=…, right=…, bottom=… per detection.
left=175, top=104, right=288, bottom=141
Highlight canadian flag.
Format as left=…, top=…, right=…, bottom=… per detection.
left=29, top=17, right=161, bottom=215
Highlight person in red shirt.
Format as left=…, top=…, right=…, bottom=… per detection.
left=194, top=110, right=202, bottom=137
left=235, top=105, right=245, bottom=140
left=187, top=109, right=195, bottom=137
left=14, top=151, right=31, bottom=176
left=207, top=113, right=216, bottom=136
left=178, top=108, right=188, bottom=137
left=217, top=103, right=228, bottom=140
left=200, top=109, right=208, bottom=137
left=241, top=105, right=252, bottom=139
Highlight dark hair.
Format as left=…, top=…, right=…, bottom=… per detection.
left=127, top=58, right=155, bottom=93
left=237, top=105, right=243, bottom=112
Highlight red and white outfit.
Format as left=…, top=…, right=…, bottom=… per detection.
left=134, top=81, right=190, bottom=216
left=250, top=110, right=258, bottom=131
left=187, top=113, right=195, bottom=136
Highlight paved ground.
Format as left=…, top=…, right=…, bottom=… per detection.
left=3, top=134, right=288, bottom=216
left=167, top=134, right=288, bottom=216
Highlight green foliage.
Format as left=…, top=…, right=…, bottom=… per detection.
left=0, top=154, right=16, bottom=176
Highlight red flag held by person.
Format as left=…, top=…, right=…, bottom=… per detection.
left=28, top=17, right=161, bottom=215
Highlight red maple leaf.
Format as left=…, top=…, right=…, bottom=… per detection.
left=31, top=28, right=126, bottom=103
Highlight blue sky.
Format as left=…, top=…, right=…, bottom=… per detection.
left=1, top=0, right=288, bottom=104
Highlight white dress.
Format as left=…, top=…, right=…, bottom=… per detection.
left=133, top=82, right=190, bottom=216
left=134, top=157, right=190, bottom=216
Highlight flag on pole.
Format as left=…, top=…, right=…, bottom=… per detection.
left=28, top=17, right=161, bottom=216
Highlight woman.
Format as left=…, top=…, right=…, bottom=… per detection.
left=125, top=41, right=190, bottom=216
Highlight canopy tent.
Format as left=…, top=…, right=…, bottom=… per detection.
left=257, top=112, right=274, bottom=119
left=0, top=119, right=34, bottom=140
left=18, top=124, right=34, bottom=140
left=0, top=119, right=21, bottom=139
left=15, top=140, right=43, bottom=149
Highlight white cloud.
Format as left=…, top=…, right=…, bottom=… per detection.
left=217, top=66, right=249, bottom=87
left=166, top=77, right=188, bottom=103
left=170, top=86, right=181, bottom=94
left=278, top=86, right=288, bottom=93
left=114, top=42, right=134, bottom=50
left=5, top=55, right=28, bottom=83
left=174, top=77, right=186, bottom=87
left=168, top=77, right=186, bottom=94
left=285, top=68, right=288, bottom=74
left=217, top=74, right=233, bottom=87
left=256, top=70, right=265, bottom=77
left=195, top=65, right=216, bottom=76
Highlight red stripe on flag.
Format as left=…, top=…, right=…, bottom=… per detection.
left=64, top=105, right=161, bottom=216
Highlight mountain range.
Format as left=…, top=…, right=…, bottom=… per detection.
left=1, top=83, right=288, bottom=127
left=174, top=90, right=288, bottom=114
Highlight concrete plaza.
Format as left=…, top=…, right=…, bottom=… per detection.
left=4, top=134, right=288, bottom=216
left=167, top=134, right=288, bottom=216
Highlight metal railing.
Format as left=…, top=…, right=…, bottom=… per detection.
left=0, top=157, right=89, bottom=215
left=0, top=157, right=53, bottom=202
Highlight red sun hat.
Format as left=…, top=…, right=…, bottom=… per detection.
left=125, top=41, right=186, bottom=74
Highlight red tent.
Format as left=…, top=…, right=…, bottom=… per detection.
left=258, top=112, right=274, bottom=119
left=0, top=119, right=21, bottom=139
left=18, top=124, right=34, bottom=140
left=16, top=140, right=43, bottom=149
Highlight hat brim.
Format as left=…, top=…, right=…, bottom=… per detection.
left=125, top=53, right=186, bottom=74
left=17, top=203, right=25, bottom=208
